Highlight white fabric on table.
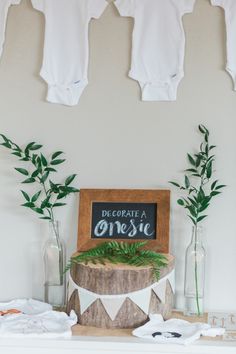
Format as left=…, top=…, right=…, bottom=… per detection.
left=132, top=314, right=225, bottom=345
left=0, top=299, right=77, bottom=338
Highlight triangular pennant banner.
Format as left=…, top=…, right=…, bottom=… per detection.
left=78, top=289, right=97, bottom=315
left=168, top=271, right=175, bottom=294
left=101, top=297, right=126, bottom=321
left=67, top=278, right=75, bottom=301
left=153, top=280, right=167, bottom=304
left=128, top=288, right=151, bottom=315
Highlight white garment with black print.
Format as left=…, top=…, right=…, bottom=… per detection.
left=133, top=314, right=225, bottom=345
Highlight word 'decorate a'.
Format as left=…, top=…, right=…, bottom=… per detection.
left=101, top=209, right=146, bottom=218
left=94, top=218, right=155, bottom=238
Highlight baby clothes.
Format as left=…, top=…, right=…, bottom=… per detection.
left=133, top=314, right=225, bottom=345
left=211, top=0, right=236, bottom=90
left=114, top=0, right=196, bottom=101
left=0, top=299, right=77, bottom=338
left=31, top=0, right=108, bottom=106
left=0, top=0, right=21, bottom=59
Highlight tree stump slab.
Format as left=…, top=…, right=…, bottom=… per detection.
left=67, top=254, right=175, bottom=329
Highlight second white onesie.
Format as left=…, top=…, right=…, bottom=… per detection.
left=0, top=0, right=21, bottom=59
left=31, top=0, right=108, bottom=106
left=114, top=0, right=196, bottom=101
left=211, top=0, right=236, bottom=91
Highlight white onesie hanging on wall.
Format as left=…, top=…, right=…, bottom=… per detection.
left=211, top=0, right=236, bottom=91
left=31, top=0, right=108, bottom=106
left=0, top=0, right=21, bottom=59
left=114, top=0, right=196, bottom=101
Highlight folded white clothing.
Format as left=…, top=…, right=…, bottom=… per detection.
left=0, top=310, right=77, bottom=338
left=0, top=298, right=52, bottom=315
left=132, top=314, right=225, bottom=345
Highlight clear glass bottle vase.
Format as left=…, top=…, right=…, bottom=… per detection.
left=44, top=220, right=66, bottom=308
left=184, top=225, right=206, bottom=316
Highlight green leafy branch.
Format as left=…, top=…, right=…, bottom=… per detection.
left=65, top=241, right=168, bottom=281
left=169, top=125, right=225, bottom=225
left=0, top=134, right=79, bottom=222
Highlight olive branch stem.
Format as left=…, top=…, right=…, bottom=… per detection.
left=0, top=134, right=79, bottom=225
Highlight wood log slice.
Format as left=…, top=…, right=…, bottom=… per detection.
left=67, top=254, right=174, bottom=329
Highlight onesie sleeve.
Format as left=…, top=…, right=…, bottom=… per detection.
left=11, top=0, right=21, bottom=4
left=114, top=0, right=135, bottom=17
left=88, top=0, right=108, bottom=19
left=31, top=0, right=44, bottom=12
left=180, top=0, right=196, bottom=14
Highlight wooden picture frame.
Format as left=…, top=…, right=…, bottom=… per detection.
left=77, top=189, right=170, bottom=253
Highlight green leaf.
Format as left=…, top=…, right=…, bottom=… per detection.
left=45, top=167, right=57, bottom=172
left=12, top=151, right=21, bottom=157
left=195, top=154, right=201, bottom=167
left=22, top=177, right=35, bottom=184
left=1, top=142, right=11, bottom=148
left=211, top=191, right=221, bottom=196
left=57, top=193, right=67, bottom=200
left=206, top=162, right=212, bottom=179
left=31, top=191, right=41, bottom=203
left=30, top=144, right=43, bottom=151
left=198, top=125, right=206, bottom=134
left=187, top=197, right=198, bottom=207
left=53, top=203, right=67, bottom=207
left=21, top=190, right=30, bottom=201
left=40, top=172, right=49, bottom=183
left=41, top=197, right=51, bottom=209
left=0, top=134, right=10, bottom=143
left=49, top=180, right=60, bottom=192
left=52, top=151, right=63, bottom=160
left=21, top=202, right=35, bottom=208
left=32, top=207, right=44, bottom=214
left=187, top=205, right=197, bottom=217
left=169, top=181, right=180, bottom=188
left=185, top=168, right=197, bottom=173
left=51, top=159, right=66, bottom=165
left=31, top=169, right=40, bottom=178
left=209, top=145, right=216, bottom=151
left=40, top=216, right=52, bottom=220
left=197, top=215, right=207, bottom=223
left=62, top=186, right=79, bottom=193
left=188, top=216, right=197, bottom=225
left=14, top=168, right=29, bottom=176
left=187, top=154, right=196, bottom=166
left=25, top=142, right=35, bottom=152
left=215, top=185, right=226, bottom=190
left=65, top=174, right=77, bottom=186
left=198, top=203, right=209, bottom=213
left=211, top=180, right=218, bottom=190
left=185, top=175, right=190, bottom=189
left=177, top=199, right=185, bottom=206
left=41, top=153, right=47, bottom=167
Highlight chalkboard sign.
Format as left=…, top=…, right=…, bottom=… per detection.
left=91, top=202, right=157, bottom=240
left=77, top=189, right=170, bottom=252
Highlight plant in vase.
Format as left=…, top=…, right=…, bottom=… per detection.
left=169, top=125, right=225, bottom=316
left=0, top=134, right=79, bottom=307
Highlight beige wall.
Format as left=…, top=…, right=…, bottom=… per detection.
left=0, top=0, right=235, bottom=311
